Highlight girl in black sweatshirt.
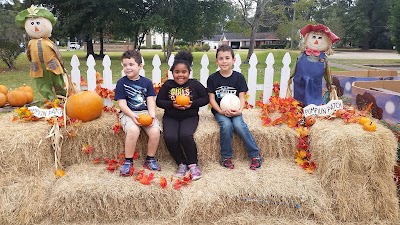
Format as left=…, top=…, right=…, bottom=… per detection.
left=156, top=51, right=209, bottom=180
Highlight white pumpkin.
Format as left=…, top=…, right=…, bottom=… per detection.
left=220, top=94, right=241, bottom=111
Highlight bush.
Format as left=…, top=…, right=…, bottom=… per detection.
left=0, top=39, right=24, bottom=70
left=202, top=43, right=210, bottom=52
left=193, top=45, right=202, bottom=52
left=260, top=44, right=286, bottom=49
left=175, top=41, right=189, bottom=46
left=240, top=46, right=249, bottom=49
left=151, top=45, right=162, bottom=49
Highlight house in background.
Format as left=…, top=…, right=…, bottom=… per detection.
left=202, top=32, right=283, bottom=49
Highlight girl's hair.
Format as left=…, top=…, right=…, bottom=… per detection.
left=170, top=51, right=193, bottom=72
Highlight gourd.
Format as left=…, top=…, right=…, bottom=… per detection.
left=7, top=90, right=27, bottom=107
left=175, top=95, right=190, bottom=106
left=66, top=91, right=103, bottom=122
left=220, top=94, right=240, bottom=111
left=0, top=93, right=7, bottom=107
left=138, top=114, right=153, bottom=126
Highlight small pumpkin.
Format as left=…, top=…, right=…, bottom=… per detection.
left=137, top=114, right=153, bottom=126
left=7, top=90, right=27, bottom=107
left=0, top=84, right=8, bottom=95
left=363, top=121, right=376, bottom=132
left=335, top=109, right=346, bottom=118
left=66, top=91, right=103, bottom=122
left=24, top=91, right=34, bottom=104
left=175, top=95, right=190, bottom=106
left=305, top=116, right=316, bottom=126
left=18, top=84, right=33, bottom=94
left=0, top=93, right=7, bottom=107
left=358, top=117, right=371, bottom=125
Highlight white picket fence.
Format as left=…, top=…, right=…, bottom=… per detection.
left=69, top=52, right=294, bottom=108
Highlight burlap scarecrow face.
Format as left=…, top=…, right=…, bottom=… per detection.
left=304, top=31, right=330, bottom=52
left=16, top=5, right=56, bottom=39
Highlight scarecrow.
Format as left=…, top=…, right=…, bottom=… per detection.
left=16, top=5, right=67, bottom=100
left=290, top=24, right=340, bottom=106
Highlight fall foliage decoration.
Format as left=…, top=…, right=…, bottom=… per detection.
left=335, top=109, right=346, bottom=118
left=137, top=114, right=153, bottom=126
left=54, top=168, right=65, bottom=177
left=66, top=91, right=104, bottom=122
left=175, top=95, right=190, bottom=106
left=7, top=90, right=28, bottom=107
left=153, top=70, right=169, bottom=94
left=0, top=93, right=7, bottom=107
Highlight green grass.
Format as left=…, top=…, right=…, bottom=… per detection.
left=0, top=49, right=301, bottom=103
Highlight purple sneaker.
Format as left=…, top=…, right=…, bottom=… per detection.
left=143, top=158, right=161, bottom=171
left=175, top=163, right=188, bottom=177
left=188, top=164, right=202, bottom=181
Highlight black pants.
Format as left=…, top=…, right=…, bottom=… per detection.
left=162, top=115, right=199, bottom=165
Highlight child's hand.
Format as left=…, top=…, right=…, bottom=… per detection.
left=173, top=101, right=191, bottom=111
left=131, top=114, right=140, bottom=125
left=222, top=109, right=241, bottom=117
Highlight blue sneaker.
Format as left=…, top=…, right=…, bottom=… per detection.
left=120, top=161, right=134, bottom=176
left=143, top=158, right=161, bottom=171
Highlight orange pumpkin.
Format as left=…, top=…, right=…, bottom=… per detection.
left=66, top=91, right=103, bottom=122
left=0, top=85, right=8, bottom=95
left=335, top=109, right=346, bottom=118
left=175, top=95, right=190, bottom=106
left=363, top=121, right=377, bottom=132
left=23, top=91, right=34, bottom=104
left=0, top=93, right=7, bottom=107
left=7, top=90, right=27, bottom=107
left=358, top=117, right=371, bottom=125
left=137, top=114, right=153, bottom=126
left=305, top=116, right=316, bottom=126
left=18, top=84, right=33, bottom=94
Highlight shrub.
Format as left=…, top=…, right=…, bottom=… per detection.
left=193, top=45, right=202, bottom=52
left=260, top=44, right=286, bottom=49
left=151, top=45, right=162, bottom=49
left=202, top=43, right=210, bottom=52
left=175, top=41, right=189, bottom=46
left=0, top=39, right=24, bottom=70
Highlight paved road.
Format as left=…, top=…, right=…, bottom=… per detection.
left=329, top=50, right=400, bottom=71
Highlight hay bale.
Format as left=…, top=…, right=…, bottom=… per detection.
left=0, top=109, right=295, bottom=173
left=1, top=159, right=334, bottom=225
left=0, top=176, right=51, bottom=225
left=0, top=113, right=53, bottom=176
left=310, top=119, right=399, bottom=222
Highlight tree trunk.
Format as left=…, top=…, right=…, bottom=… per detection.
left=245, top=0, right=266, bottom=63
left=162, top=33, right=167, bottom=61
left=85, top=35, right=94, bottom=58
left=362, top=35, right=370, bottom=50
left=99, top=30, right=104, bottom=58
left=166, top=32, right=175, bottom=62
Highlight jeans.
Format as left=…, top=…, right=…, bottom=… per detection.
left=214, top=113, right=260, bottom=159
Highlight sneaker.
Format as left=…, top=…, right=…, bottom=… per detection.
left=188, top=164, right=202, bottom=181
left=175, top=163, right=188, bottom=178
left=250, top=155, right=262, bottom=170
left=120, top=161, right=134, bottom=176
left=143, top=158, right=161, bottom=171
left=221, top=158, right=234, bottom=169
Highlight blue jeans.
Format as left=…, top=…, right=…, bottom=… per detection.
left=214, top=113, right=260, bottom=159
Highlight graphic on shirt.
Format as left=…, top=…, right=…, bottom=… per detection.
left=169, top=87, right=191, bottom=100
left=215, top=86, right=237, bottom=99
left=124, top=83, right=147, bottom=110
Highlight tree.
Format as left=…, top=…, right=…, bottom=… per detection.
left=234, top=0, right=268, bottom=62
left=155, top=0, right=228, bottom=61
left=389, top=0, right=400, bottom=53
left=343, top=0, right=391, bottom=50
left=0, top=3, right=24, bottom=69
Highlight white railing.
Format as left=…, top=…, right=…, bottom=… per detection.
left=70, top=52, right=294, bottom=108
